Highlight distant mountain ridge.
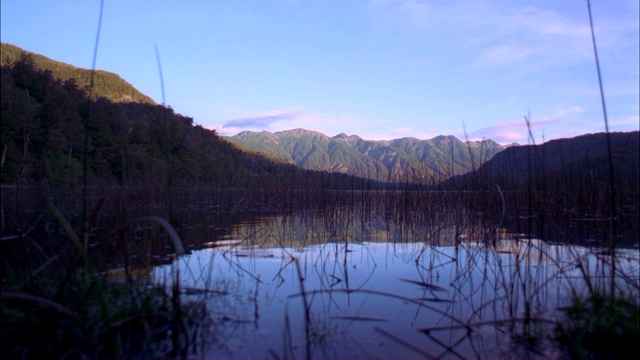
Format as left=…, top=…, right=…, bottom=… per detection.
left=227, top=129, right=508, bottom=183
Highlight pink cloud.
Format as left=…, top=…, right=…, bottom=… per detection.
left=465, top=117, right=578, bottom=144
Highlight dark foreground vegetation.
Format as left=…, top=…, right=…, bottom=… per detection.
left=1, top=43, right=638, bottom=358
left=3, top=184, right=638, bottom=358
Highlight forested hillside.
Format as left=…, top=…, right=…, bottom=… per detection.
left=440, top=131, right=640, bottom=241
left=1, top=43, right=155, bottom=104
left=442, top=131, right=639, bottom=191
left=0, top=48, right=375, bottom=190
left=228, top=129, right=507, bottom=183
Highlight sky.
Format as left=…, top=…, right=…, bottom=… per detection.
left=1, top=1, right=638, bottom=144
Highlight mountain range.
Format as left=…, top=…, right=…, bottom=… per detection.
left=227, top=129, right=509, bottom=183
left=1, top=42, right=513, bottom=186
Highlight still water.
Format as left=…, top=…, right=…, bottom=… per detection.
left=153, top=213, right=639, bottom=359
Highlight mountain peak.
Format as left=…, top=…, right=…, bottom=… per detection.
left=333, top=133, right=363, bottom=142
left=276, top=128, right=327, bottom=137
left=236, top=130, right=257, bottom=137
left=432, top=135, right=458, bottom=144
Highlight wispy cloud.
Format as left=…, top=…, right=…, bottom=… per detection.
left=369, top=1, right=594, bottom=69
left=609, top=115, right=640, bottom=129
left=212, top=111, right=302, bottom=135
left=465, top=121, right=530, bottom=144
left=212, top=109, right=356, bottom=137
left=473, top=43, right=534, bottom=67
left=469, top=5, right=592, bottom=68
left=364, top=126, right=446, bottom=141
left=223, top=111, right=301, bottom=128
left=554, top=105, right=584, bottom=117
left=465, top=116, right=580, bottom=144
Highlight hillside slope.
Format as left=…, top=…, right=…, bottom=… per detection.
left=1, top=43, right=155, bottom=104
left=440, top=131, right=639, bottom=243
left=0, top=44, right=376, bottom=190
left=441, top=131, right=639, bottom=190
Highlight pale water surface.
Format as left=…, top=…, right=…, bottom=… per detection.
left=153, top=215, right=639, bottom=359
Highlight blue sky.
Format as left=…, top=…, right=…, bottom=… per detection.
left=2, top=1, right=638, bottom=144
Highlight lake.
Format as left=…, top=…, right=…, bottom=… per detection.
left=153, top=209, right=639, bottom=359
left=2, top=187, right=637, bottom=358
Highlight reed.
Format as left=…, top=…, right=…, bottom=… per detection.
left=0, top=186, right=212, bottom=358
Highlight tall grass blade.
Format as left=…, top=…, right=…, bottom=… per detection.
left=136, top=216, right=186, bottom=255
left=586, top=0, right=617, bottom=298
left=83, top=0, right=105, bottom=251
left=154, top=44, right=166, bottom=106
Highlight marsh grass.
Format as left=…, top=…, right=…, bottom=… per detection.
left=2, top=176, right=637, bottom=358
left=555, top=292, right=640, bottom=359
left=0, top=190, right=211, bottom=359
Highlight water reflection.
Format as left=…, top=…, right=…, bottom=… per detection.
left=153, top=213, right=639, bottom=359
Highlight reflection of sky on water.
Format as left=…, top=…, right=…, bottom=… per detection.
left=153, top=238, right=639, bottom=359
